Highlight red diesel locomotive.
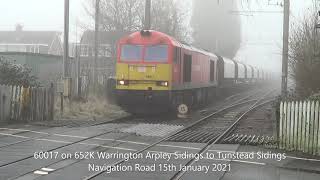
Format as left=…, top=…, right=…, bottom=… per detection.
left=114, top=30, right=266, bottom=113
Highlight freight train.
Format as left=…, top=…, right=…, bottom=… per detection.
left=114, top=30, right=269, bottom=114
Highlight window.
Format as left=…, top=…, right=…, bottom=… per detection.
left=8, top=45, right=26, bottom=52
left=145, top=45, right=168, bottom=62
left=99, top=45, right=111, bottom=57
left=0, top=45, right=6, bottom=52
left=121, top=45, right=143, bottom=61
left=81, top=45, right=89, bottom=56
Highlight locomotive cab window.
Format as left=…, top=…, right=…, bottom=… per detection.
left=121, top=45, right=143, bottom=61
left=145, top=45, right=168, bottom=62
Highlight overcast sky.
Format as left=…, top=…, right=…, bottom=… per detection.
left=0, top=0, right=316, bottom=72
left=0, top=0, right=87, bottom=40
left=235, top=0, right=314, bottom=72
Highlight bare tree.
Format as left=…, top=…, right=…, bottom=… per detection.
left=83, top=0, right=191, bottom=42
left=99, top=0, right=143, bottom=31
left=289, top=3, right=320, bottom=97
left=151, top=0, right=192, bottom=42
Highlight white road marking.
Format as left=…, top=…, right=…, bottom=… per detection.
left=33, top=170, right=48, bottom=175
left=286, top=156, right=320, bottom=162
left=78, top=142, right=136, bottom=152
left=232, top=159, right=266, bottom=165
left=36, top=139, right=73, bottom=144
left=52, top=134, right=87, bottom=139
left=34, top=138, right=137, bottom=151
left=41, top=168, right=55, bottom=172
left=0, top=133, right=30, bottom=139
left=94, top=137, right=150, bottom=145
left=0, top=128, right=49, bottom=135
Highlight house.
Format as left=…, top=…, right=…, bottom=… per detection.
left=0, top=25, right=63, bottom=55
left=71, top=30, right=131, bottom=58
left=70, top=30, right=131, bottom=78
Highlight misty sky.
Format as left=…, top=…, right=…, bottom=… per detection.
left=236, top=0, right=314, bottom=72
left=0, top=0, right=87, bottom=40
left=0, top=0, right=316, bottom=72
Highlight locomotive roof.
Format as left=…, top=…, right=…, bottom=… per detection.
left=120, top=30, right=218, bottom=59
left=120, top=30, right=263, bottom=71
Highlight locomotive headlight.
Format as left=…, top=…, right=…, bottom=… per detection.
left=118, top=80, right=128, bottom=85
left=162, top=81, right=168, bottom=87
left=119, top=80, right=125, bottom=85
left=157, top=81, right=169, bottom=87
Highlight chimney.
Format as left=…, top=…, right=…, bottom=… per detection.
left=15, top=24, right=23, bottom=32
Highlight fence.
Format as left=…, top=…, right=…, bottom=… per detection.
left=279, top=101, right=320, bottom=155
left=0, top=85, right=54, bottom=122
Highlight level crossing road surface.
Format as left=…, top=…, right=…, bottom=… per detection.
left=0, top=123, right=319, bottom=180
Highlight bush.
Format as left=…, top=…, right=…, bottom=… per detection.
left=0, top=57, right=39, bottom=86
left=308, top=92, right=320, bottom=101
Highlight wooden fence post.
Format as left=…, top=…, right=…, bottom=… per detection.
left=298, top=101, right=303, bottom=151
left=314, top=101, right=319, bottom=155
left=279, top=102, right=283, bottom=149
left=310, top=101, right=315, bottom=154
left=0, top=85, right=3, bottom=122
left=294, top=101, right=298, bottom=150
left=49, top=83, right=54, bottom=121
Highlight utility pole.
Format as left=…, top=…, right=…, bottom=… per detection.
left=144, top=0, right=151, bottom=30
left=61, top=0, right=70, bottom=116
left=63, top=0, right=70, bottom=78
left=281, top=0, right=290, bottom=97
left=94, top=0, right=100, bottom=91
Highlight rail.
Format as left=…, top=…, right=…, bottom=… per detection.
left=83, top=89, right=274, bottom=180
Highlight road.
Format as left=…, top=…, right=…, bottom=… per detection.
left=0, top=122, right=319, bottom=180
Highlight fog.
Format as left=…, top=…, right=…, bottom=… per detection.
left=235, top=0, right=314, bottom=73
left=0, top=0, right=87, bottom=40
left=0, top=0, right=315, bottom=73
left=192, top=0, right=241, bottom=59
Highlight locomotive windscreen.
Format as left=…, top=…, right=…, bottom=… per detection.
left=121, top=45, right=143, bottom=61
left=145, top=45, right=168, bottom=62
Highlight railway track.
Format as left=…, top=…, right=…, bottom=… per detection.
left=168, top=93, right=275, bottom=144
left=169, top=90, right=275, bottom=180
left=222, top=99, right=276, bottom=146
left=0, top=88, right=275, bottom=180
left=82, top=88, right=275, bottom=180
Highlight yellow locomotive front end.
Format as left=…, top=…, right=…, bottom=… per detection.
left=116, top=63, right=172, bottom=91
left=114, top=31, right=174, bottom=114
